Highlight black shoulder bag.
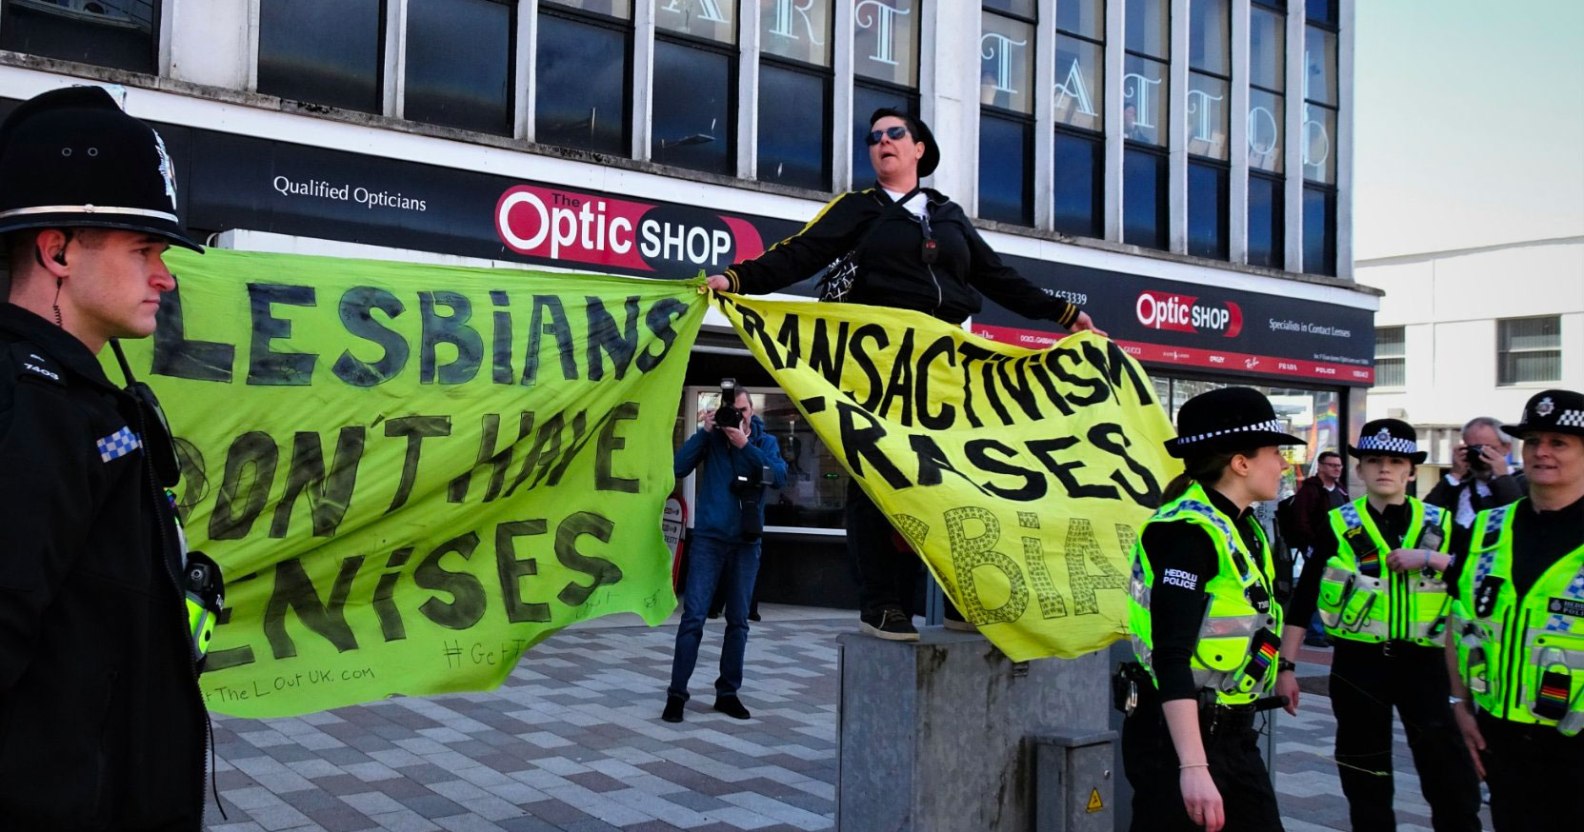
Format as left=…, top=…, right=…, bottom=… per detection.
left=816, top=187, right=922, bottom=302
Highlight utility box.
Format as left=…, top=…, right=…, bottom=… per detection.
left=835, top=631, right=1109, bottom=832
left=1032, top=730, right=1117, bottom=832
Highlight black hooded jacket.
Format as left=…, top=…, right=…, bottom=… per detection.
left=722, top=186, right=1081, bottom=327
left=0, top=303, right=207, bottom=831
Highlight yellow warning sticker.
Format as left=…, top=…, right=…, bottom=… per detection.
left=1086, top=788, right=1104, bottom=813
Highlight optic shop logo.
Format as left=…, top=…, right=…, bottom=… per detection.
left=495, top=185, right=765, bottom=273
left=1135, top=290, right=1243, bottom=337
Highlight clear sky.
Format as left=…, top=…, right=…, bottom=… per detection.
left=1354, top=0, right=1584, bottom=260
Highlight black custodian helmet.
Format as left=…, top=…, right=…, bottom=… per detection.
left=0, top=86, right=202, bottom=251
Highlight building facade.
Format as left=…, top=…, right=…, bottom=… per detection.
left=1361, top=236, right=1583, bottom=480
left=0, top=0, right=1371, bottom=606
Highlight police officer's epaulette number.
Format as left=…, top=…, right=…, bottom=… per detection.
left=8, top=342, right=64, bottom=385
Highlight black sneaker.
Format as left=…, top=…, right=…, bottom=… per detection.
left=713, top=695, right=751, bottom=720
left=661, top=694, right=685, bottom=723
left=859, top=607, right=919, bottom=641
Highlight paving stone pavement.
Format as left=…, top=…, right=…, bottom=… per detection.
left=203, top=608, right=1493, bottom=831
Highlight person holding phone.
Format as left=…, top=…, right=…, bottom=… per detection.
left=1425, top=416, right=1526, bottom=538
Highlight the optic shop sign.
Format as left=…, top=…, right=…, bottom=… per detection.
left=494, top=185, right=766, bottom=273
left=1134, top=290, right=1243, bottom=338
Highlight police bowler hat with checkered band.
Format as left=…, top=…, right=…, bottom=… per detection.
left=1347, top=418, right=1426, bottom=464
left=1502, top=388, right=1584, bottom=440
left=1164, top=386, right=1307, bottom=459
left=0, top=86, right=202, bottom=251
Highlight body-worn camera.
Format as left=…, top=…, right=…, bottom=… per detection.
left=1465, top=444, right=1489, bottom=472
left=715, top=378, right=743, bottom=430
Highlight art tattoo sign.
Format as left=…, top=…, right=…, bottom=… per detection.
left=117, top=249, right=704, bottom=718
left=714, top=294, right=1183, bottom=660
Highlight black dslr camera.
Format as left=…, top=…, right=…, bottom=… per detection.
left=1465, top=444, right=1489, bottom=473
left=715, top=378, right=743, bottom=430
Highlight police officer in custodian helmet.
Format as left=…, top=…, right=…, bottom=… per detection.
left=0, top=86, right=218, bottom=830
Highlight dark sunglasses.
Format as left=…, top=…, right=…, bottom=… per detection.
left=865, top=125, right=910, bottom=145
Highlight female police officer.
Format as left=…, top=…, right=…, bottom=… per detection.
left=1445, top=388, right=1584, bottom=830
left=1123, top=387, right=1301, bottom=831
left=1278, top=419, right=1480, bottom=832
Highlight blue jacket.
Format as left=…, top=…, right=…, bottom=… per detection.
left=675, top=414, right=788, bottom=542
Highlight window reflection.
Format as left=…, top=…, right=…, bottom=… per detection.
left=652, top=40, right=734, bottom=174
left=759, top=64, right=830, bottom=189
left=1124, top=148, right=1167, bottom=250
left=1053, top=132, right=1102, bottom=238
left=1188, top=162, right=1227, bottom=259
left=1248, top=89, right=1283, bottom=173
left=1187, top=74, right=1229, bottom=160
left=0, top=0, right=157, bottom=73
left=405, top=0, right=512, bottom=135
left=979, top=114, right=1032, bottom=225
left=258, top=0, right=383, bottom=114
left=854, top=0, right=919, bottom=86
left=657, top=0, right=737, bottom=43
left=760, top=0, right=832, bottom=66
left=1124, top=0, right=1169, bottom=58
left=536, top=12, right=630, bottom=154
left=1303, top=185, right=1335, bottom=276
left=1123, top=55, right=1167, bottom=146
left=1248, top=174, right=1283, bottom=269
left=1054, top=36, right=1103, bottom=131
left=980, top=13, right=1034, bottom=114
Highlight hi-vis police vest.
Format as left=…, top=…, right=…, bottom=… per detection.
left=1316, top=497, right=1451, bottom=647
left=1129, top=481, right=1285, bottom=706
left=1452, top=501, right=1584, bottom=735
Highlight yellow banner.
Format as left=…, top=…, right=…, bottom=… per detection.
left=715, top=293, right=1181, bottom=660
left=120, top=249, right=705, bottom=717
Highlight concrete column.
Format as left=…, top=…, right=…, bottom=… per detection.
left=836, top=631, right=1110, bottom=831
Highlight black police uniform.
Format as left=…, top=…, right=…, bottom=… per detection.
left=0, top=306, right=208, bottom=829
left=0, top=86, right=210, bottom=830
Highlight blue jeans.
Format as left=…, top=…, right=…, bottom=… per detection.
left=668, top=535, right=761, bottom=701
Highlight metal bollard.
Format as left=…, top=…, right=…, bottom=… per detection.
left=1031, top=730, right=1117, bottom=832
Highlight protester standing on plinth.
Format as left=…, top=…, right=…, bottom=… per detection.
left=1445, top=389, right=1584, bottom=830
left=1120, top=387, right=1298, bottom=832
left=705, top=108, right=1103, bottom=640
left=1278, top=419, right=1480, bottom=832
left=0, top=86, right=219, bottom=830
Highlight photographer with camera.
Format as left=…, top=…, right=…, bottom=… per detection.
left=1425, top=416, right=1526, bottom=537
left=663, top=381, right=787, bottom=723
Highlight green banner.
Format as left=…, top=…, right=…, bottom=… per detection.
left=120, top=249, right=704, bottom=718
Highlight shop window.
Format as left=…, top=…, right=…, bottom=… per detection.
left=651, top=1, right=737, bottom=175
left=979, top=112, right=1033, bottom=225
left=1303, top=185, right=1335, bottom=276
left=1052, top=130, right=1102, bottom=238
left=652, top=40, right=734, bottom=174
left=1124, top=148, right=1166, bottom=250
left=258, top=0, right=383, bottom=114
left=1498, top=317, right=1562, bottom=385
left=0, top=0, right=157, bottom=73
left=1247, top=173, right=1283, bottom=269
left=536, top=7, right=630, bottom=154
left=405, top=0, right=512, bottom=135
left=1052, top=4, right=1103, bottom=238
left=759, top=65, right=831, bottom=189
left=852, top=0, right=919, bottom=184
left=1374, top=326, right=1404, bottom=388
left=1187, top=162, right=1227, bottom=259
left=759, top=0, right=832, bottom=190
left=979, top=1, right=1036, bottom=226
left=1301, top=12, right=1338, bottom=276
